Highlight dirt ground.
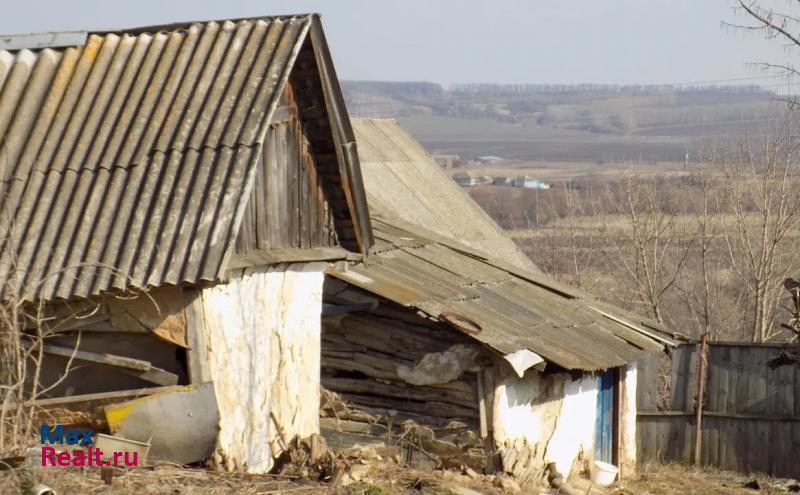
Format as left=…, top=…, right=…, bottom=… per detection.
left=0, top=462, right=508, bottom=495
left=1, top=462, right=797, bottom=494
left=620, top=463, right=799, bottom=495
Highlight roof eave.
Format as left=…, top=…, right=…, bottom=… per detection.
left=307, top=15, right=373, bottom=255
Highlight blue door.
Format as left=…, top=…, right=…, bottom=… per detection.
left=595, top=370, right=615, bottom=463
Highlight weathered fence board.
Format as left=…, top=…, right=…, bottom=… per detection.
left=637, top=343, right=800, bottom=478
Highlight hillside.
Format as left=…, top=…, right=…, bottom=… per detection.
left=342, top=82, right=778, bottom=163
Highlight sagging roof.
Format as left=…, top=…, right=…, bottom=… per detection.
left=0, top=14, right=371, bottom=302
left=328, top=216, right=678, bottom=371
left=352, top=119, right=539, bottom=273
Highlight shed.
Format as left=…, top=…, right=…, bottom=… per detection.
left=320, top=120, right=678, bottom=486
left=0, top=14, right=371, bottom=473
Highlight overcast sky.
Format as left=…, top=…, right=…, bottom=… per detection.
left=1, top=1, right=793, bottom=87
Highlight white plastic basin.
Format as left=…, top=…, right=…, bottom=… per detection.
left=591, top=460, right=619, bottom=486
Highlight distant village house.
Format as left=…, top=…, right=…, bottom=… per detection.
left=452, top=171, right=492, bottom=187
left=513, top=175, right=551, bottom=189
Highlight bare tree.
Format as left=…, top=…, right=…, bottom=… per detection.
left=537, top=182, right=602, bottom=288
left=706, top=114, right=800, bottom=342
left=727, top=1, right=800, bottom=79
left=674, top=169, right=719, bottom=338
left=600, top=170, right=694, bottom=324
left=0, top=294, right=85, bottom=454
left=0, top=247, right=106, bottom=456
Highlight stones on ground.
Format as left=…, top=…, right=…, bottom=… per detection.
left=493, top=473, right=522, bottom=493
left=445, top=484, right=486, bottom=495
left=348, top=464, right=370, bottom=482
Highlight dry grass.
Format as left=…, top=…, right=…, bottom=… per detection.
left=1, top=461, right=795, bottom=494
left=617, top=463, right=798, bottom=495
left=0, top=461, right=510, bottom=495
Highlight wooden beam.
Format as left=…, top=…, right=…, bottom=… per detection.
left=637, top=410, right=800, bottom=422
left=32, top=386, right=184, bottom=408
left=477, top=371, right=488, bottom=439
left=125, top=367, right=179, bottom=386
left=40, top=342, right=179, bottom=386
left=694, top=334, right=709, bottom=466
left=42, top=343, right=150, bottom=371
left=320, top=417, right=390, bottom=436
left=226, top=247, right=351, bottom=270
left=183, top=289, right=211, bottom=384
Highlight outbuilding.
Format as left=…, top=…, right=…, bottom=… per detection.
left=0, top=14, right=371, bottom=473
left=0, top=18, right=675, bottom=488
left=320, top=119, right=677, bottom=486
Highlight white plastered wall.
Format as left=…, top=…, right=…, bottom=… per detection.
left=547, top=373, right=598, bottom=475
left=619, top=362, right=637, bottom=477
left=493, top=363, right=639, bottom=482
left=194, top=262, right=326, bottom=473
left=493, top=368, right=599, bottom=481
left=493, top=371, right=565, bottom=446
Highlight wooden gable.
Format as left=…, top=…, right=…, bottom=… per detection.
left=233, top=26, right=372, bottom=259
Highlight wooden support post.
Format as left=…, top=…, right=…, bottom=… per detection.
left=477, top=370, right=488, bottom=440
left=183, top=289, right=210, bottom=384
left=478, top=368, right=498, bottom=474
left=694, top=334, right=709, bottom=466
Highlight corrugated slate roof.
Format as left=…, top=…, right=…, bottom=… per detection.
left=329, top=216, right=678, bottom=371
left=352, top=118, right=540, bottom=272
left=0, top=15, right=358, bottom=302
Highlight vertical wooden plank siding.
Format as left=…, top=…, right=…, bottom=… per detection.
left=637, top=343, right=800, bottom=478
left=234, top=83, right=338, bottom=254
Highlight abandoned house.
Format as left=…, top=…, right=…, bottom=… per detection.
left=0, top=14, right=372, bottom=473
left=320, top=119, right=679, bottom=485
left=0, top=14, right=677, bottom=488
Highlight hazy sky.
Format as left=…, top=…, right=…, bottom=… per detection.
left=1, top=1, right=794, bottom=87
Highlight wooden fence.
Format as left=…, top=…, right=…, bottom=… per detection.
left=637, top=342, right=800, bottom=478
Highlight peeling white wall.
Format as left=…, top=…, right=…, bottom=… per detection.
left=493, top=371, right=564, bottom=445
left=492, top=368, right=599, bottom=481
left=268, top=263, right=325, bottom=456
left=195, top=262, right=326, bottom=473
left=546, top=374, right=598, bottom=475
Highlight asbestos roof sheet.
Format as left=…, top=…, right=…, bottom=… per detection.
left=352, top=118, right=540, bottom=273
left=0, top=16, right=313, bottom=301
left=328, top=216, right=679, bottom=371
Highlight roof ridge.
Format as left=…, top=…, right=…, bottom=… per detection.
left=0, top=14, right=316, bottom=51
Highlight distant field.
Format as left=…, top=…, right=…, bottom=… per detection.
left=397, top=115, right=695, bottom=163
left=345, top=81, right=778, bottom=163
left=631, top=118, right=773, bottom=137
